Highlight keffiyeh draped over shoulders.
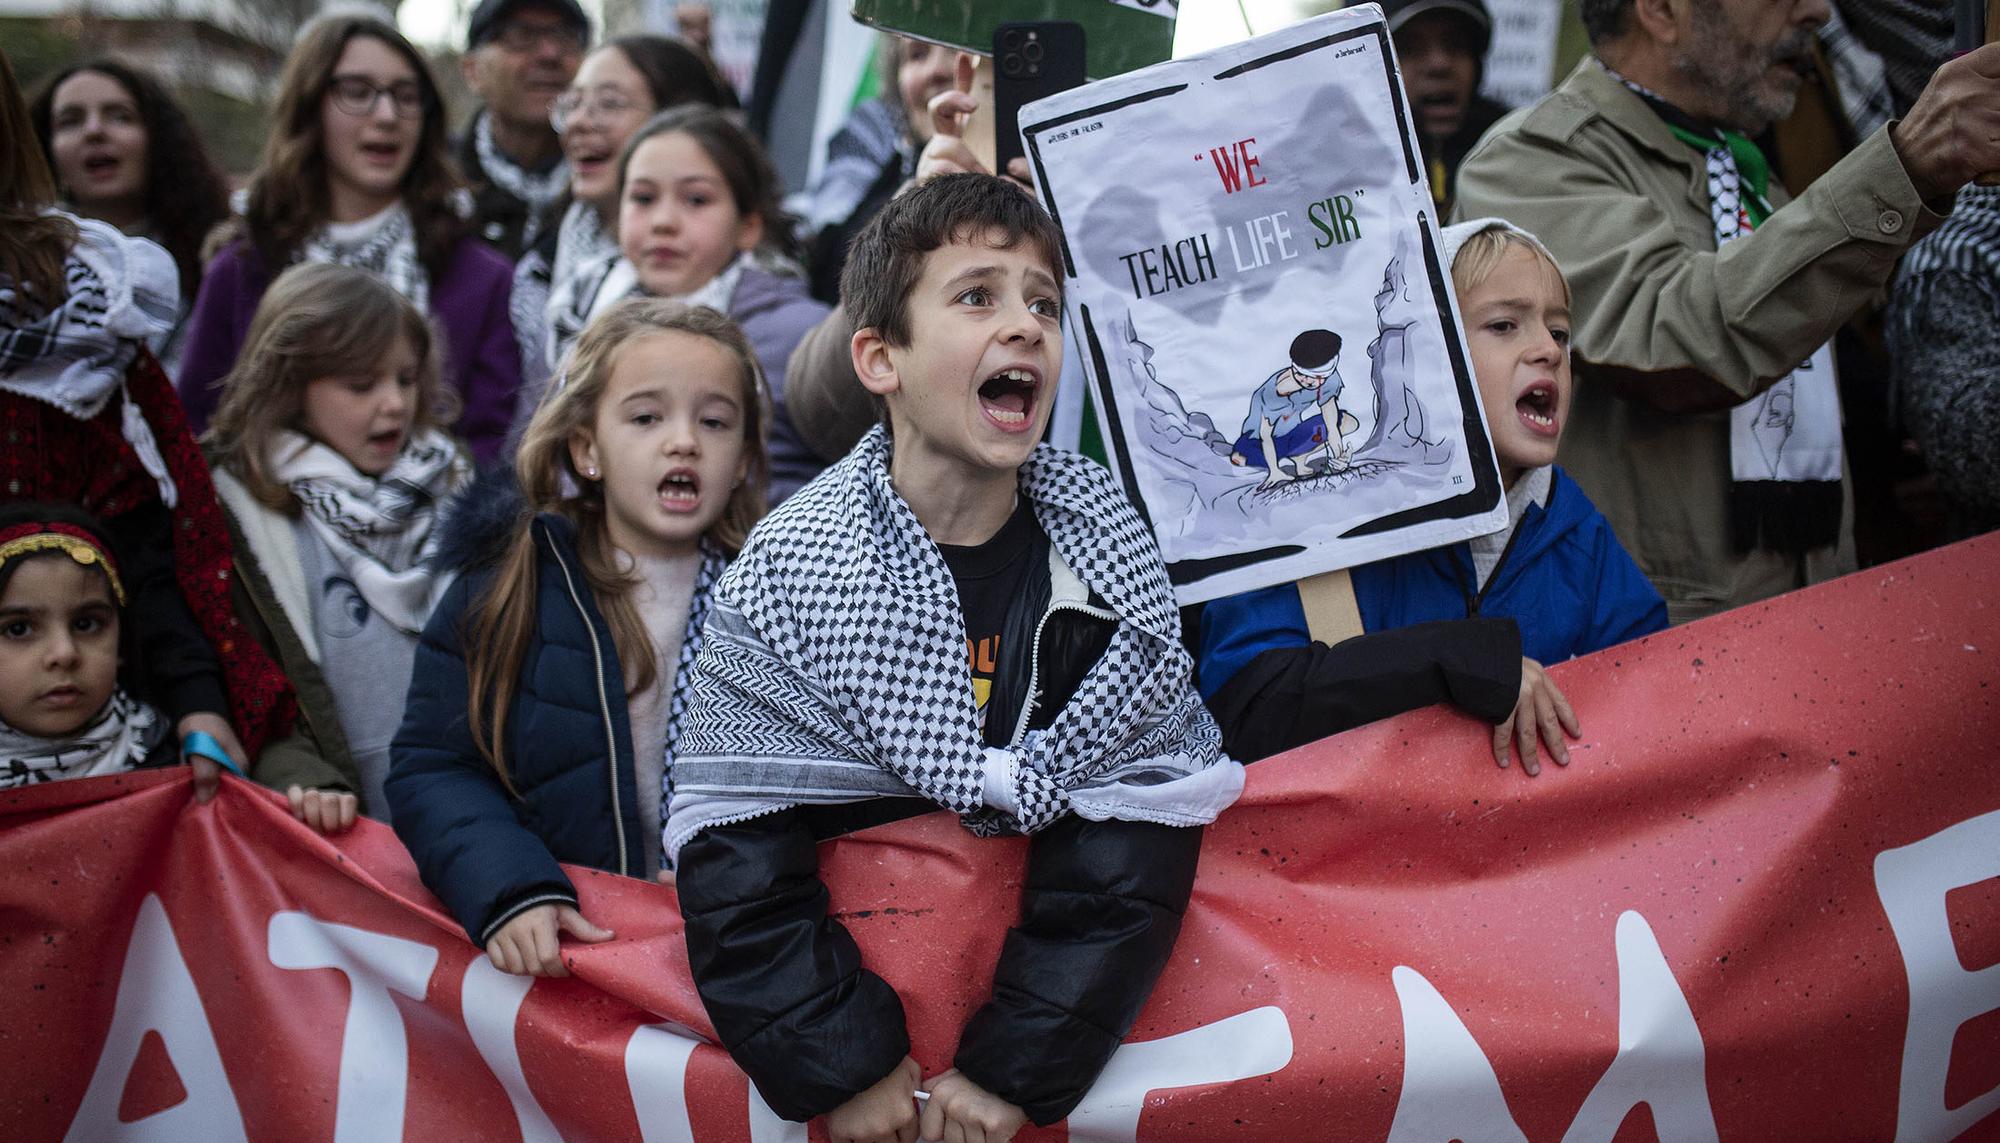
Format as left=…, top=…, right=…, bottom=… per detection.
left=666, top=426, right=1243, bottom=860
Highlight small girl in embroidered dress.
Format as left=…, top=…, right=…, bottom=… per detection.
left=388, top=297, right=768, bottom=978
left=0, top=505, right=176, bottom=788
left=203, top=263, right=471, bottom=832
left=545, top=104, right=828, bottom=502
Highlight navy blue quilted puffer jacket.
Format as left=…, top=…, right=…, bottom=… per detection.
left=387, top=478, right=656, bottom=946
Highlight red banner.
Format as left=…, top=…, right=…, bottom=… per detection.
left=6, top=536, right=1999, bottom=1143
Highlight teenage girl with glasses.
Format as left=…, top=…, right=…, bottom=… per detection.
left=176, top=12, right=524, bottom=465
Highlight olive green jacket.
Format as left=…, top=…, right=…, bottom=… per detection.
left=1453, top=58, right=1945, bottom=623
left=210, top=466, right=363, bottom=805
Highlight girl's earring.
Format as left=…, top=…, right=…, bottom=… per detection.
left=585, top=467, right=599, bottom=478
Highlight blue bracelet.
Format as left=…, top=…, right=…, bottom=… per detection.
left=182, top=730, right=246, bottom=777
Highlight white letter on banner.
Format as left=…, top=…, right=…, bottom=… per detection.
left=1561, top=912, right=1719, bottom=1143
left=1389, top=911, right=1717, bottom=1143
left=1066, top=1006, right=1294, bottom=1140
left=1875, top=809, right=2000, bottom=1143
left=267, top=912, right=438, bottom=1143
left=64, top=894, right=248, bottom=1142
left=624, top=1023, right=698, bottom=1143
left=461, top=957, right=561, bottom=1142
left=1386, top=967, right=1530, bottom=1143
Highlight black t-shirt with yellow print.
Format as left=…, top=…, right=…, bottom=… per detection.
left=937, top=496, right=1051, bottom=747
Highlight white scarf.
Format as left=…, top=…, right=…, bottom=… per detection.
left=0, top=214, right=181, bottom=507
left=0, top=690, right=164, bottom=789
left=666, top=426, right=1244, bottom=860
left=473, top=112, right=569, bottom=250
left=549, top=198, right=616, bottom=294
left=298, top=203, right=430, bottom=312
left=272, top=427, right=469, bottom=635
left=545, top=249, right=750, bottom=373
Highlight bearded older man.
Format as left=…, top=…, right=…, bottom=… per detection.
left=1454, top=0, right=2000, bottom=625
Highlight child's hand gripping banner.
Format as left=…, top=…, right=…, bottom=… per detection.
left=4, top=535, right=1999, bottom=1141
left=1021, top=5, right=1508, bottom=604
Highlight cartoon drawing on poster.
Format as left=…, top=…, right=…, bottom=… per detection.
left=1022, top=6, right=1506, bottom=604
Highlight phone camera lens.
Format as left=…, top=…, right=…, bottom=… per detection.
left=1001, top=53, right=1025, bottom=78
left=1023, top=40, right=1044, bottom=63
left=1000, top=29, right=1022, bottom=51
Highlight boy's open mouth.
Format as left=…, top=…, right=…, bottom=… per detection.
left=978, top=368, right=1038, bottom=429
left=1516, top=381, right=1560, bottom=436
left=659, top=470, right=700, bottom=509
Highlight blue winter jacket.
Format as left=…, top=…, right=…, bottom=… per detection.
left=386, top=479, right=721, bottom=945
left=1202, top=466, right=1666, bottom=699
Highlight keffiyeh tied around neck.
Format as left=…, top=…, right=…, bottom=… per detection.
left=272, top=427, right=469, bottom=635
left=0, top=690, right=164, bottom=789
left=666, top=426, right=1243, bottom=860
left=298, top=204, right=430, bottom=313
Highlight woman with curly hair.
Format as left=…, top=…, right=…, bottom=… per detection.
left=176, top=12, right=523, bottom=463
left=30, top=58, right=230, bottom=375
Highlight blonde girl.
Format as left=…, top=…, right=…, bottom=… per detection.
left=206, top=262, right=471, bottom=831
left=387, top=297, right=767, bottom=977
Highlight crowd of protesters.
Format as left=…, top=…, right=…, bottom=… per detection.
left=3, top=0, right=1998, bottom=1138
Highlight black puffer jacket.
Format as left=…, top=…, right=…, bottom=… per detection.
left=388, top=474, right=693, bottom=945
left=676, top=551, right=1203, bottom=1126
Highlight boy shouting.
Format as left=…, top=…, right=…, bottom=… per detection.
left=669, top=174, right=1244, bottom=1143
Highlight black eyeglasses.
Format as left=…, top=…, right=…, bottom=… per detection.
left=327, top=75, right=426, bottom=120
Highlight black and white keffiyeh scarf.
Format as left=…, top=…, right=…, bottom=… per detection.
left=0, top=689, right=164, bottom=789
left=544, top=249, right=750, bottom=371
left=273, top=427, right=470, bottom=635
left=473, top=112, right=569, bottom=251
left=665, top=426, right=1244, bottom=860
left=0, top=215, right=181, bottom=507
left=548, top=199, right=617, bottom=300
left=1605, top=61, right=1845, bottom=553
left=299, top=204, right=430, bottom=312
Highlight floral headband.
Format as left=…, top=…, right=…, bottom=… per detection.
left=0, top=522, right=128, bottom=606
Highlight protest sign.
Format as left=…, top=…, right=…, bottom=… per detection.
left=1481, top=0, right=1564, bottom=108
left=1021, top=6, right=1508, bottom=606
left=7, top=535, right=1999, bottom=1141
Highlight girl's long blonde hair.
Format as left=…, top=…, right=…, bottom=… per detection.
left=465, top=298, right=770, bottom=786
left=204, top=263, right=453, bottom=512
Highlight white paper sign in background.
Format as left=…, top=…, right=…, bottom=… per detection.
left=1480, top=0, right=1564, bottom=108
left=1023, top=5, right=1506, bottom=605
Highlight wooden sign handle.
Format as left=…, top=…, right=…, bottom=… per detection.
left=1297, top=568, right=1365, bottom=646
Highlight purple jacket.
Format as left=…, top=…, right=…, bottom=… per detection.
left=730, top=266, right=830, bottom=503
left=176, top=236, right=523, bottom=464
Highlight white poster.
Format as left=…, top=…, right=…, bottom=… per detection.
left=1022, top=4, right=1506, bottom=606
left=1481, top=0, right=1563, bottom=108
